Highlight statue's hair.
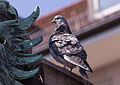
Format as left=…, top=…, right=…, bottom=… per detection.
left=0, top=0, right=18, bottom=20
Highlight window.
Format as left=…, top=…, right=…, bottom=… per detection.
left=98, top=0, right=120, bottom=11
left=89, top=0, right=120, bottom=19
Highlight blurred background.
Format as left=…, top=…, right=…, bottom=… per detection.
left=8, top=0, right=120, bottom=85
left=7, top=0, right=79, bottom=17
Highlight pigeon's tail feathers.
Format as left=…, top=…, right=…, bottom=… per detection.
left=84, top=60, right=93, bottom=73
left=78, top=67, right=89, bottom=79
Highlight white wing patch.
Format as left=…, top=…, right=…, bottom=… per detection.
left=63, top=55, right=89, bottom=71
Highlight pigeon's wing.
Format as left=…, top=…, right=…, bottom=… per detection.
left=63, top=55, right=93, bottom=72
left=49, top=35, right=64, bottom=57
left=50, top=34, right=87, bottom=59
left=50, top=34, right=92, bottom=72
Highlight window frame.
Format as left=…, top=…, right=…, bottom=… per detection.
left=88, top=0, right=120, bottom=19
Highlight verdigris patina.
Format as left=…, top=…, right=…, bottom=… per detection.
left=0, top=0, right=43, bottom=85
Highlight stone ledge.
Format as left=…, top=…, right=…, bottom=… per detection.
left=41, top=59, right=94, bottom=85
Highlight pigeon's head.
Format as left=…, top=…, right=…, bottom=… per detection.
left=51, top=15, right=72, bottom=34
left=51, top=15, right=67, bottom=26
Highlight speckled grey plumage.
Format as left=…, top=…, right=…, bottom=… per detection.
left=49, top=15, right=93, bottom=79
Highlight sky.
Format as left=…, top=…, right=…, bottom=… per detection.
left=7, top=0, right=79, bottom=18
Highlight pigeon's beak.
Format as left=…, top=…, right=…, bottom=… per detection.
left=51, top=19, right=55, bottom=23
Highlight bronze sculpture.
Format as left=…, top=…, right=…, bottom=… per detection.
left=0, top=0, right=43, bottom=85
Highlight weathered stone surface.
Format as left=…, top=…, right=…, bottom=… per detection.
left=41, top=59, right=94, bottom=85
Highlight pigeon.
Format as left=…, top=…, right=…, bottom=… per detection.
left=48, top=15, right=93, bottom=79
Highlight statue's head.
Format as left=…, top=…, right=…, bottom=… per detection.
left=0, top=0, right=18, bottom=21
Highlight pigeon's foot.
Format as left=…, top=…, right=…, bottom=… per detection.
left=69, top=67, right=73, bottom=72
left=64, top=65, right=67, bottom=68
left=63, top=65, right=69, bottom=70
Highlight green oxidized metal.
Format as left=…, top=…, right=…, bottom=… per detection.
left=0, top=0, right=43, bottom=85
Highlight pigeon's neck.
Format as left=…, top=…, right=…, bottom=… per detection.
left=53, top=25, right=72, bottom=35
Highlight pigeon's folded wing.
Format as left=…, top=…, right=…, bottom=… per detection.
left=50, top=33, right=91, bottom=71
left=51, top=34, right=87, bottom=60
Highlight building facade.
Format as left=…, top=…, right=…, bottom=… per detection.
left=30, top=0, right=120, bottom=85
